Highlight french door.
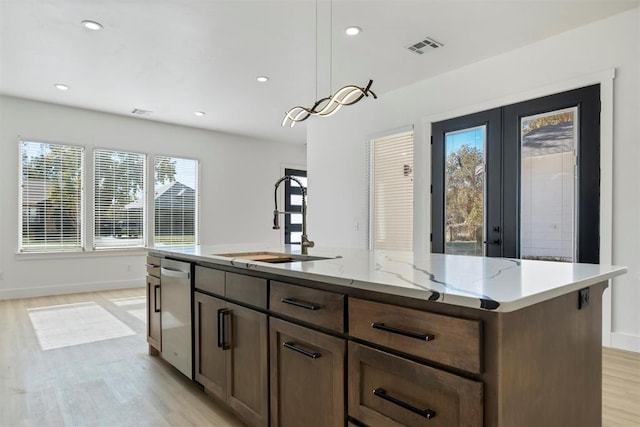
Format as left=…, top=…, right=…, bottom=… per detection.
left=432, top=84, right=600, bottom=263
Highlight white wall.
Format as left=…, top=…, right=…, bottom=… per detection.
left=308, top=9, right=640, bottom=351
left=0, top=96, right=306, bottom=298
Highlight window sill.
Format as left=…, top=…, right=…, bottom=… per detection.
left=15, top=247, right=149, bottom=261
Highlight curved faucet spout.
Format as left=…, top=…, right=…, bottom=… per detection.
left=273, top=175, right=314, bottom=255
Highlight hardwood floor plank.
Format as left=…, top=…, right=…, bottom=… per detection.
left=1, top=288, right=639, bottom=426
left=0, top=289, right=243, bottom=427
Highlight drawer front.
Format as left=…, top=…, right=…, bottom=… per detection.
left=195, top=266, right=225, bottom=296
left=225, top=272, right=268, bottom=309
left=146, top=255, right=161, bottom=277
left=349, top=298, right=482, bottom=373
left=270, top=281, right=345, bottom=332
left=348, top=342, right=483, bottom=427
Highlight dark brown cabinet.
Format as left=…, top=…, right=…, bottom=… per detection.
left=146, top=256, right=161, bottom=354
left=194, top=291, right=269, bottom=427
left=269, top=318, right=345, bottom=427
left=348, top=342, right=483, bottom=427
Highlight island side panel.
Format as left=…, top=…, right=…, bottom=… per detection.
left=496, top=282, right=605, bottom=427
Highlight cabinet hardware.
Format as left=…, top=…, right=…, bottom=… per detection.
left=281, top=297, right=321, bottom=311
left=217, top=308, right=231, bottom=350
left=283, top=341, right=321, bottom=359
left=160, top=267, right=190, bottom=279
left=145, top=263, right=159, bottom=268
left=373, top=388, right=436, bottom=419
left=153, top=285, right=160, bottom=313
left=371, top=322, right=434, bottom=341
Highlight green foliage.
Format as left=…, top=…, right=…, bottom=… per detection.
left=94, top=151, right=145, bottom=218
left=155, top=156, right=177, bottom=185
left=522, top=112, right=573, bottom=136
left=22, top=144, right=82, bottom=221
left=445, top=145, right=483, bottom=240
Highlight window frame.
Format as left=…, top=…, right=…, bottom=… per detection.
left=92, top=148, right=147, bottom=250
left=152, top=155, right=200, bottom=247
left=18, top=139, right=85, bottom=253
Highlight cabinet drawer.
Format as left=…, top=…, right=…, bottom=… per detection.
left=226, top=272, right=268, bottom=309
left=270, top=281, right=345, bottom=332
left=146, top=255, right=161, bottom=277
left=195, top=266, right=225, bottom=296
left=348, top=342, right=483, bottom=427
left=349, top=298, right=482, bottom=373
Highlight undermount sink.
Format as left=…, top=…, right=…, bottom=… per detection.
left=214, top=251, right=333, bottom=264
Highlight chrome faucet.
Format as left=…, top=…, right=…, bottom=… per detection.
left=273, top=175, right=314, bottom=255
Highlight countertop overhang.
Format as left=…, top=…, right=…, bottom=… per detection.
left=150, top=244, right=627, bottom=312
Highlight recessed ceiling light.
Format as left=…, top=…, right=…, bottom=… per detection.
left=81, top=20, right=103, bottom=31
left=194, top=111, right=206, bottom=117
left=54, top=83, right=70, bottom=91
left=256, top=76, right=269, bottom=83
left=345, top=26, right=362, bottom=36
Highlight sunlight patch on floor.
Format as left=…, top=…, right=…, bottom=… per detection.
left=27, top=301, right=135, bottom=350
left=110, top=296, right=147, bottom=323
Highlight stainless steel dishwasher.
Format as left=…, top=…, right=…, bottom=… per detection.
left=160, top=258, right=192, bottom=379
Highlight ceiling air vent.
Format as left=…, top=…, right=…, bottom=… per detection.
left=131, top=108, right=152, bottom=116
left=406, top=37, right=443, bottom=55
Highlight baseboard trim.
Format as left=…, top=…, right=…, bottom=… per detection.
left=609, top=332, right=640, bottom=353
left=0, top=279, right=145, bottom=300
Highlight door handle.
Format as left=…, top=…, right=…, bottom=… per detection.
left=371, top=322, right=434, bottom=341
left=283, top=341, right=321, bottom=359
left=217, top=308, right=231, bottom=350
left=160, top=267, right=190, bottom=279
left=373, top=388, right=436, bottom=419
left=153, top=285, right=160, bottom=313
left=280, top=297, right=321, bottom=311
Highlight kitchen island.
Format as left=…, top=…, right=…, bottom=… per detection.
left=147, top=244, right=626, bottom=427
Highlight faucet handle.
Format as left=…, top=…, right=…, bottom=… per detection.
left=273, top=210, right=280, bottom=230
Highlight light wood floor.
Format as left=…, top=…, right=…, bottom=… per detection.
left=1, top=288, right=638, bottom=427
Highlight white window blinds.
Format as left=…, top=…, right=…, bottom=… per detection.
left=94, top=149, right=146, bottom=249
left=154, top=156, right=198, bottom=246
left=19, top=140, right=84, bottom=252
left=371, top=131, right=414, bottom=251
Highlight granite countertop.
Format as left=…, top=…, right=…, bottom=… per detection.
left=150, top=243, right=627, bottom=312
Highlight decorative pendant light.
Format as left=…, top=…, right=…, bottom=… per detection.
left=281, top=0, right=376, bottom=127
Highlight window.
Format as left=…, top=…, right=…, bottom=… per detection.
left=370, top=130, right=414, bottom=251
left=154, top=156, right=198, bottom=246
left=19, top=140, right=84, bottom=252
left=283, top=168, right=307, bottom=245
left=94, top=149, right=146, bottom=249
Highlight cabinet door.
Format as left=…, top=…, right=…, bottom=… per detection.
left=146, top=275, right=161, bottom=351
left=270, top=318, right=345, bottom=427
left=194, top=292, right=227, bottom=400
left=227, top=302, right=269, bottom=427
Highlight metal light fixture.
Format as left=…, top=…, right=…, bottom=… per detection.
left=281, top=1, right=375, bottom=127
left=282, top=80, right=376, bottom=127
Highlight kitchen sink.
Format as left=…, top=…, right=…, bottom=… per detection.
left=214, top=251, right=333, bottom=264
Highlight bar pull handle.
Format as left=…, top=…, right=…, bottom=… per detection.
left=281, top=297, right=321, bottom=311
left=217, top=308, right=231, bottom=350
left=373, top=388, right=436, bottom=419
left=283, top=341, right=321, bottom=359
left=153, top=285, right=160, bottom=313
left=160, top=267, right=190, bottom=279
left=371, top=322, right=434, bottom=341
left=145, top=263, right=159, bottom=268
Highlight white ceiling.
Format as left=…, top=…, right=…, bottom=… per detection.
left=1, top=0, right=638, bottom=144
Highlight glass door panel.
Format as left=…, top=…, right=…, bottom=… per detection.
left=520, top=107, right=577, bottom=262
left=444, top=126, right=486, bottom=256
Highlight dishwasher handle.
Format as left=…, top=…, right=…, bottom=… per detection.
left=161, top=267, right=190, bottom=279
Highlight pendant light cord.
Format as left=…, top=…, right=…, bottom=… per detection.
left=315, top=0, right=318, bottom=101
left=329, top=0, right=333, bottom=95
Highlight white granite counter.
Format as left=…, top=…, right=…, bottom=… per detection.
left=150, top=243, right=627, bottom=312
